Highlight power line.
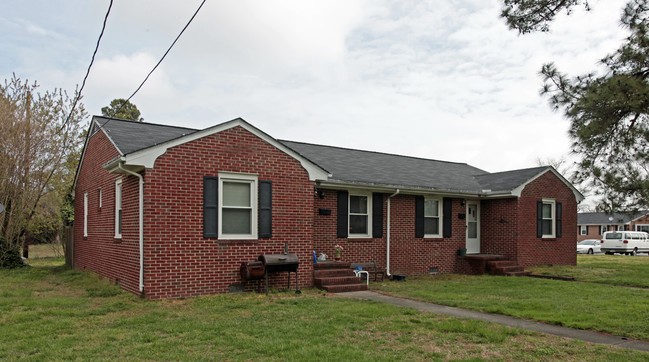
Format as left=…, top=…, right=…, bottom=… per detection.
left=110, top=0, right=207, bottom=118
left=61, top=0, right=113, bottom=132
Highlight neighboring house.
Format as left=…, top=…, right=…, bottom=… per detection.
left=74, top=116, right=583, bottom=299
left=577, top=211, right=649, bottom=241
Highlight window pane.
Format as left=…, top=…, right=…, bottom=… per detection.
left=424, top=217, right=439, bottom=235
left=118, top=209, right=122, bottom=235
left=350, top=215, right=368, bottom=234
left=223, top=182, right=251, bottom=207
left=424, top=200, right=439, bottom=217
left=542, top=203, right=552, bottom=218
left=222, top=209, right=251, bottom=234
left=350, top=196, right=367, bottom=214
left=468, top=221, right=477, bottom=239
left=542, top=220, right=552, bottom=235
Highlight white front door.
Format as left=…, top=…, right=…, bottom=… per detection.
left=466, top=202, right=480, bottom=254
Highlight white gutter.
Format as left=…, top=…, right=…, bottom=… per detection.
left=386, top=189, right=400, bottom=276
left=116, top=163, right=144, bottom=293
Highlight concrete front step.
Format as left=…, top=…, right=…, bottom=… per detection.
left=320, top=283, right=368, bottom=293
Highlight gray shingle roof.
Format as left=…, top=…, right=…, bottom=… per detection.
left=281, top=140, right=502, bottom=193
left=95, top=116, right=556, bottom=195
left=474, top=166, right=549, bottom=193
left=578, top=211, right=649, bottom=225
left=95, top=116, right=198, bottom=155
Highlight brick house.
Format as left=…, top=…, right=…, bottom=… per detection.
left=577, top=211, right=649, bottom=241
left=73, top=116, right=583, bottom=299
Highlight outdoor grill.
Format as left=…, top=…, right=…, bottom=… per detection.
left=240, top=261, right=265, bottom=281
left=239, top=243, right=300, bottom=295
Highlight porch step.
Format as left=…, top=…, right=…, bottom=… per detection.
left=314, top=262, right=351, bottom=269
left=313, top=262, right=364, bottom=293
left=314, top=276, right=361, bottom=288
left=314, top=269, right=356, bottom=278
left=319, top=283, right=368, bottom=293
left=486, top=260, right=529, bottom=277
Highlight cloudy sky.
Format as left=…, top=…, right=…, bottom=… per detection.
left=1, top=0, right=629, bottom=177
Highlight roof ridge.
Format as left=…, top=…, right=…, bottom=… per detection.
left=94, top=115, right=199, bottom=132
left=279, top=139, right=483, bottom=169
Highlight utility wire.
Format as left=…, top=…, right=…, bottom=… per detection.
left=61, top=0, right=113, bottom=132
left=110, top=0, right=207, bottom=118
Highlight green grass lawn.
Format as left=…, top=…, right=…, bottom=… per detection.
left=2, top=258, right=647, bottom=360
left=374, top=272, right=649, bottom=341
left=529, top=254, right=649, bottom=288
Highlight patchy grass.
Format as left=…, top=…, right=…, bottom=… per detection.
left=27, top=243, right=64, bottom=259
left=374, top=273, right=649, bottom=341
left=529, top=254, right=649, bottom=288
left=2, top=259, right=647, bottom=360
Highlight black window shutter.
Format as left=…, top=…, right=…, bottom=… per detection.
left=586, top=225, right=589, bottom=234
left=259, top=180, right=272, bottom=238
left=443, top=198, right=452, bottom=238
left=203, top=176, right=218, bottom=238
left=337, top=191, right=349, bottom=238
left=415, top=196, right=424, bottom=238
left=556, top=202, right=562, bottom=238
left=536, top=201, right=543, bottom=238
left=372, top=193, right=383, bottom=238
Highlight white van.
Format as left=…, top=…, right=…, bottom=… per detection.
left=600, top=231, right=649, bottom=255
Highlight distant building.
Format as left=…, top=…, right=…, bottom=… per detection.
left=577, top=211, right=649, bottom=241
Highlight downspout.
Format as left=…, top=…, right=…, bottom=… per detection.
left=386, top=189, right=400, bottom=276
left=117, top=163, right=144, bottom=293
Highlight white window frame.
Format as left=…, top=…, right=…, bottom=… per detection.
left=636, top=224, right=649, bottom=233
left=541, top=199, right=555, bottom=238
left=348, top=192, right=372, bottom=238
left=98, top=188, right=102, bottom=209
left=115, top=178, right=122, bottom=238
left=579, top=225, right=587, bottom=236
left=218, top=173, right=258, bottom=240
left=600, top=225, right=607, bottom=235
left=83, top=192, right=88, bottom=237
left=424, top=197, right=442, bottom=238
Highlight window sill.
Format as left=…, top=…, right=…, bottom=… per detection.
left=217, top=239, right=259, bottom=246
left=541, top=237, right=556, bottom=241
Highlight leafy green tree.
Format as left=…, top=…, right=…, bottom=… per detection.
left=0, top=75, right=86, bottom=267
left=101, top=98, right=143, bottom=122
left=501, top=0, right=649, bottom=212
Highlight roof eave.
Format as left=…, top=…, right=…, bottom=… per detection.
left=316, top=180, right=517, bottom=198
left=114, top=118, right=329, bottom=181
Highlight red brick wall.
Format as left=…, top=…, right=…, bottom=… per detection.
left=313, top=192, right=467, bottom=276
left=142, top=126, right=314, bottom=299
left=517, top=171, right=578, bottom=268
left=481, top=198, right=519, bottom=260
left=74, top=129, right=142, bottom=295
left=577, top=225, right=606, bottom=241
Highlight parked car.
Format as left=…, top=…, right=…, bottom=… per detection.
left=577, top=239, right=601, bottom=254
left=600, top=231, right=649, bottom=255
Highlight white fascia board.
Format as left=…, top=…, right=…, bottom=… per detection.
left=510, top=167, right=585, bottom=202
left=316, top=180, right=498, bottom=198
left=629, top=212, right=649, bottom=223
left=72, top=119, right=124, bottom=195
left=121, top=118, right=329, bottom=181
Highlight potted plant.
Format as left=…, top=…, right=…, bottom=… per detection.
left=334, top=244, right=344, bottom=261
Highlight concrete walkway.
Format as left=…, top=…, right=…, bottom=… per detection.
left=338, top=290, right=649, bottom=352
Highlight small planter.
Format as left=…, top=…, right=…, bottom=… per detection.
left=457, top=248, right=467, bottom=256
